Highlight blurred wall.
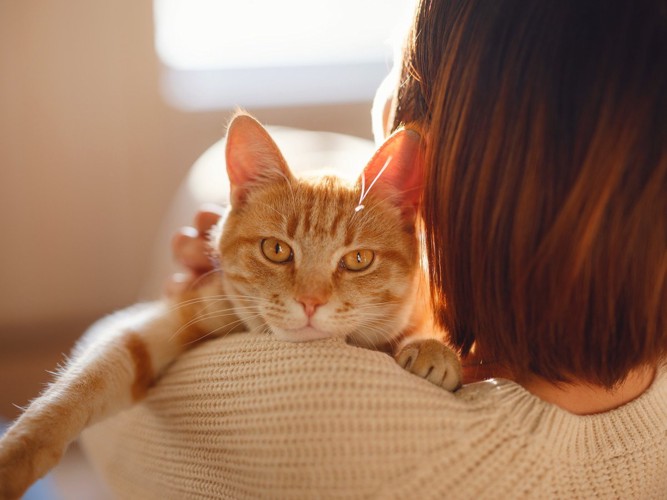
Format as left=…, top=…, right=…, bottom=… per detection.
left=0, top=0, right=374, bottom=349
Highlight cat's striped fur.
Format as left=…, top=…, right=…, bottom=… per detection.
left=0, top=114, right=460, bottom=498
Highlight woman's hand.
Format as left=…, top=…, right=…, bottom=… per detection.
left=165, top=204, right=224, bottom=298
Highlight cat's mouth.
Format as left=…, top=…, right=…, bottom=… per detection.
left=272, top=326, right=335, bottom=343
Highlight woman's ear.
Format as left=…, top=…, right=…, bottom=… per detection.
left=357, top=126, right=425, bottom=219
left=225, top=112, right=294, bottom=207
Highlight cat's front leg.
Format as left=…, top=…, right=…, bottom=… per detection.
left=0, top=401, right=75, bottom=499
left=395, top=338, right=462, bottom=391
left=0, top=302, right=184, bottom=499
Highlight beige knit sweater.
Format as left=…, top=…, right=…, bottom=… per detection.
left=81, top=331, right=667, bottom=499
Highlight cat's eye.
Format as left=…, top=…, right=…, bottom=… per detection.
left=341, top=249, right=374, bottom=272
left=261, top=237, right=293, bottom=263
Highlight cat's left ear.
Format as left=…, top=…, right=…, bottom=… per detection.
left=225, top=112, right=294, bottom=206
left=357, top=126, right=425, bottom=219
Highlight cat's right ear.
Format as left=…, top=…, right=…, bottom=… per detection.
left=225, top=113, right=293, bottom=207
left=358, top=125, right=425, bottom=221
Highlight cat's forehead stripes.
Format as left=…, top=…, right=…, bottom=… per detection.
left=328, top=209, right=346, bottom=239
left=282, top=177, right=359, bottom=241
left=300, top=195, right=315, bottom=235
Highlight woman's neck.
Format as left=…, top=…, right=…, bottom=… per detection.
left=462, top=354, right=656, bottom=415
left=518, top=367, right=656, bottom=415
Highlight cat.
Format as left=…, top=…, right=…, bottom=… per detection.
left=0, top=112, right=461, bottom=499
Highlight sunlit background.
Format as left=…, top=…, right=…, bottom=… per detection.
left=154, top=0, right=410, bottom=108
left=0, top=0, right=414, bottom=495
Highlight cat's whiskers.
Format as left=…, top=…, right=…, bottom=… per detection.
left=351, top=301, right=400, bottom=310
left=334, top=311, right=397, bottom=325
left=348, top=328, right=387, bottom=349
left=189, top=304, right=265, bottom=322
left=337, top=307, right=402, bottom=323
left=170, top=306, right=264, bottom=342
left=168, top=299, right=263, bottom=323
left=351, top=319, right=404, bottom=348
left=357, top=315, right=405, bottom=333
left=180, top=313, right=264, bottom=346
left=170, top=294, right=272, bottom=311
left=192, top=294, right=233, bottom=319
left=357, top=318, right=402, bottom=333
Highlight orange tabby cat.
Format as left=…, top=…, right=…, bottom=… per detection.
left=0, top=113, right=460, bottom=498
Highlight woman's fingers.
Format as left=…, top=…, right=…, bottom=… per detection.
left=166, top=205, right=224, bottom=298
left=172, top=227, right=214, bottom=272
left=194, top=204, right=225, bottom=234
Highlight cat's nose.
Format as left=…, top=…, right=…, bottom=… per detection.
left=296, top=297, right=326, bottom=317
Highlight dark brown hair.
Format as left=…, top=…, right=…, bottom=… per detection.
left=396, top=0, right=667, bottom=387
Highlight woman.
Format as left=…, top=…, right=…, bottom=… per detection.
left=104, top=0, right=666, bottom=496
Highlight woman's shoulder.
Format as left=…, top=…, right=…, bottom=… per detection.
left=81, top=333, right=667, bottom=497
left=121, top=331, right=667, bottom=446
left=166, top=331, right=494, bottom=424
left=81, top=331, right=510, bottom=495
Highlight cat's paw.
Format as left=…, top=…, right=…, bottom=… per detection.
left=0, top=426, right=65, bottom=499
left=395, top=339, right=462, bottom=391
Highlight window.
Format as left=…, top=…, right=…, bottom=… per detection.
left=153, top=0, right=413, bottom=109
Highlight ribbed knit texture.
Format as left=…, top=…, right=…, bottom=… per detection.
left=81, top=332, right=667, bottom=499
